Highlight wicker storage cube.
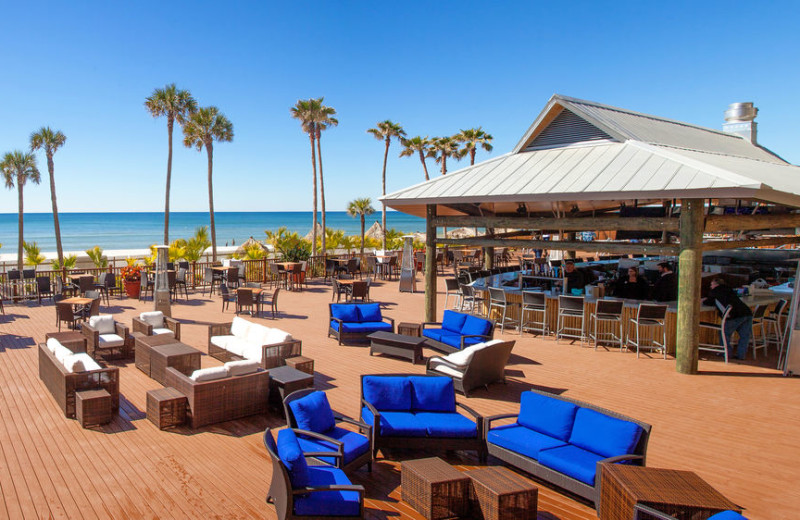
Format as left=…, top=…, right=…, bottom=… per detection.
left=397, top=322, right=422, bottom=337
left=147, top=387, right=187, bottom=430
left=76, top=389, right=113, bottom=427
left=465, top=467, right=538, bottom=520
left=401, top=457, right=470, bottom=519
left=285, top=355, right=314, bottom=375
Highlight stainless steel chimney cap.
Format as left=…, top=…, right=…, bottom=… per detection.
left=724, top=102, right=758, bottom=122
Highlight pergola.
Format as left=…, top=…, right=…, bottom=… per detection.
left=382, top=95, right=800, bottom=374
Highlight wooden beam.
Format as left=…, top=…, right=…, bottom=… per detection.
left=432, top=215, right=679, bottom=232
left=437, top=238, right=678, bottom=255
left=704, top=213, right=800, bottom=232
left=702, top=236, right=800, bottom=251
left=440, top=203, right=494, bottom=217
left=424, top=205, right=437, bottom=323
left=676, top=199, right=703, bottom=375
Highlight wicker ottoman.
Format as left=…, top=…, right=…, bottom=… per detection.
left=465, top=467, right=538, bottom=520
left=76, top=389, right=113, bottom=428
left=147, top=387, right=187, bottom=430
left=401, top=457, right=470, bottom=519
left=285, top=355, right=314, bottom=375
left=397, top=322, right=422, bottom=337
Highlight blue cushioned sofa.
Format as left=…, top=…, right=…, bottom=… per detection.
left=421, top=310, right=495, bottom=354
left=360, top=374, right=485, bottom=460
left=486, top=389, right=652, bottom=505
left=328, top=303, right=395, bottom=345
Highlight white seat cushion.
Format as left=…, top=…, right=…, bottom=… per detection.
left=432, top=364, right=464, bottom=378
left=210, top=335, right=234, bottom=349
left=224, top=337, right=253, bottom=357
left=433, top=339, right=504, bottom=368
left=152, top=328, right=174, bottom=336
left=54, top=344, right=74, bottom=363
left=230, top=317, right=252, bottom=339
left=63, top=353, right=102, bottom=373
left=98, top=334, right=125, bottom=348
left=46, top=338, right=62, bottom=353
left=224, top=359, right=260, bottom=376
left=89, top=314, right=116, bottom=334
left=242, top=344, right=264, bottom=362
left=190, top=366, right=229, bottom=382
left=263, top=328, right=292, bottom=345
left=140, top=311, right=165, bottom=328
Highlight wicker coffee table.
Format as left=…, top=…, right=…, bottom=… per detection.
left=397, top=322, right=422, bottom=337
left=401, top=457, right=470, bottom=519
left=465, top=467, right=537, bottom=520
left=135, top=334, right=201, bottom=384
left=368, top=331, right=425, bottom=364
left=599, top=464, right=742, bottom=520
left=135, top=333, right=180, bottom=376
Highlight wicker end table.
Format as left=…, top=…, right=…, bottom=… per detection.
left=45, top=331, right=87, bottom=353
left=147, top=387, right=187, bottom=430
left=401, top=457, right=471, bottom=520
left=465, top=467, right=538, bottom=520
left=285, top=355, right=314, bottom=375
left=76, top=389, right=113, bottom=428
left=599, top=464, right=742, bottom=520
left=134, top=333, right=180, bottom=377
left=397, top=322, right=422, bottom=337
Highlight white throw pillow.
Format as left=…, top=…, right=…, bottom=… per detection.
left=140, top=311, right=164, bottom=328
left=190, top=366, right=229, bottom=382
left=242, top=344, right=264, bottom=362
left=230, top=317, right=251, bottom=338
left=46, top=338, right=62, bottom=353
left=263, top=328, right=292, bottom=345
left=224, top=359, right=260, bottom=376
left=89, top=314, right=116, bottom=334
left=54, top=344, right=73, bottom=363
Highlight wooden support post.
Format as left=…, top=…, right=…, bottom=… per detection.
left=484, top=247, right=494, bottom=269
left=676, top=198, right=704, bottom=375
left=425, top=205, right=437, bottom=323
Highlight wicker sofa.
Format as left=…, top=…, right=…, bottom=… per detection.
left=38, top=341, right=120, bottom=419
left=485, top=389, right=652, bottom=505
left=426, top=339, right=515, bottom=396
left=328, top=303, right=395, bottom=345
left=421, top=310, right=495, bottom=354
left=207, top=317, right=301, bottom=369
left=132, top=311, right=181, bottom=340
left=163, top=364, right=270, bottom=428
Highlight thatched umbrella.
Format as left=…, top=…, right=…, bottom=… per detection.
left=365, top=221, right=384, bottom=240
left=303, top=223, right=324, bottom=242
left=447, top=227, right=477, bottom=239
left=236, top=236, right=268, bottom=255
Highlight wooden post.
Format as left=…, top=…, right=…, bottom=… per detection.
left=676, top=198, right=704, bottom=375
left=484, top=247, right=494, bottom=269
left=425, top=205, right=437, bottom=323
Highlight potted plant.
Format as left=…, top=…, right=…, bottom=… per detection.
left=120, top=262, right=142, bottom=298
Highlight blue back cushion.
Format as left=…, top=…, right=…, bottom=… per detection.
left=409, top=376, right=455, bottom=412
left=288, top=391, right=336, bottom=433
left=357, top=303, right=382, bottom=322
left=441, top=311, right=468, bottom=333
left=517, top=392, right=578, bottom=441
left=569, top=407, right=644, bottom=459
left=362, top=376, right=412, bottom=411
left=461, top=315, right=492, bottom=337
left=277, top=429, right=309, bottom=488
left=330, top=304, right=359, bottom=323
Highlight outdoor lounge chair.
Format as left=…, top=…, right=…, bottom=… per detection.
left=132, top=311, right=181, bottom=340
left=426, top=339, right=515, bottom=396
left=82, top=314, right=132, bottom=359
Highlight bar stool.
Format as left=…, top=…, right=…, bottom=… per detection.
left=488, top=287, right=520, bottom=333
left=556, top=295, right=585, bottom=345
left=590, top=299, right=624, bottom=350
left=444, top=278, right=462, bottom=309
left=699, top=305, right=733, bottom=363
left=459, top=284, right=485, bottom=316
left=626, top=303, right=668, bottom=358
left=520, top=291, right=547, bottom=336
left=764, top=299, right=787, bottom=353
left=749, top=304, right=768, bottom=359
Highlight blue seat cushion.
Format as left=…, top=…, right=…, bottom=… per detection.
left=330, top=304, right=359, bottom=323
left=409, top=376, right=455, bottom=412
left=339, top=321, right=392, bottom=333
left=461, top=315, right=492, bottom=337
left=569, top=408, right=643, bottom=459
left=708, top=512, right=748, bottom=520
left=293, top=465, right=361, bottom=517
left=439, top=332, right=466, bottom=348
left=517, top=392, right=578, bottom=442
left=297, top=426, right=370, bottom=467
left=422, top=328, right=444, bottom=342
left=288, top=391, right=336, bottom=434
left=537, top=444, right=605, bottom=485
left=356, top=303, right=382, bottom=322
left=362, top=375, right=412, bottom=411
left=415, top=412, right=477, bottom=438
left=361, top=407, right=427, bottom=437
left=487, top=424, right=567, bottom=459
left=277, top=429, right=309, bottom=488
left=441, top=311, right=469, bottom=333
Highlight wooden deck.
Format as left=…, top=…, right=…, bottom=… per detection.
left=0, top=275, right=797, bottom=519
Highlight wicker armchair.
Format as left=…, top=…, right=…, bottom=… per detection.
left=81, top=315, right=132, bottom=359
left=426, top=340, right=515, bottom=396
left=132, top=311, right=181, bottom=340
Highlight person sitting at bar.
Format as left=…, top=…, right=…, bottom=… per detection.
left=563, top=260, right=586, bottom=292
left=703, top=277, right=753, bottom=360
left=651, top=262, right=678, bottom=301
left=616, top=267, right=649, bottom=299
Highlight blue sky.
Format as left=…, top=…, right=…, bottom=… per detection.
left=0, top=1, right=798, bottom=213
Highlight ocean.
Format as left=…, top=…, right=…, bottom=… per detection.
left=0, top=211, right=425, bottom=254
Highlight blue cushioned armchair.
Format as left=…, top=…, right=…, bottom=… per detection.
left=360, top=374, right=485, bottom=461
left=263, top=428, right=365, bottom=520
left=283, top=389, right=373, bottom=472
left=422, top=310, right=495, bottom=354
left=328, top=303, right=395, bottom=345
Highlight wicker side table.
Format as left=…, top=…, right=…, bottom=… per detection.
left=147, top=387, right=187, bottom=430
left=401, top=457, right=470, bottom=519
left=397, top=322, right=422, bottom=337
left=285, top=355, right=314, bottom=375
left=465, top=467, right=538, bottom=520
left=76, top=389, right=113, bottom=428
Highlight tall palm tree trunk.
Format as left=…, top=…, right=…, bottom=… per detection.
left=47, top=152, right=64, bottom=265
left=470, top=149, right=476, bottom=166
left=418, top=150, right=430, bottom=181
left=317, top=133, right=326, bottom=255
left=381, top=140, right=389, bottom=250
left=17, top=182, right=24, bottom=274
left=442, top=156, right=447, bottom=175
left=206, top=142, right=217, bottom=262
left=360, top=214, right=365, bottom=256
left=164, top=117, right=174, bottom=244
left=309, top=132, right=318, bottom=256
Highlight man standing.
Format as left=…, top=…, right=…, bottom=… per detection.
left=562, top=260, right=586, bottom=293
left=703, top=278, right=753, bottom=360
left=651, top=262, right=678, bottom=301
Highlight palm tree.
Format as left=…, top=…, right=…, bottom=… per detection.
left=291, top=99, right=320, bottom=256
left=457, top=127, right=494, bottom=165
left=399, top=136, right=431, bottom=181
left=145, top=84, right=197, bottom=244
left=313, top=99, right=338, bottom=256
left=367, top=120, right=406, bottom=250
left=182, top=106, right=234, bottom=262
left=347, top=198, right=375, bottom=256
left=29, top=127, right=66, bottom=266
left=428, top=136, right=464, bottom=175
left=1, top=151, right=41, bottom=274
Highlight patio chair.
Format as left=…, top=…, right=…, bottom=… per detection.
left=55, top=275, right=76, bottom=297
left=324, top=259, right=337, bottom=283
left=699, top=305, right=733, bottom=363
left=589, top=299, right=624, bottom=350
left=220, top=284, right=237, bottom=312
left=56, top=302, right=81, bottom=331
left=236, top=288, right=256, bottom=315
left=520, top=290, right=547, bottom=336
left=94, top=273, right=110, bottom=305
left=749, top=303, right=768, bottom=359
left=459, top=284, right=485, bottom=316
left=225, top=267, right=239, bottom=289
left=331, top=279, right=349, bottom=303
left=81, top=291, right=101, bottom=321
left=763, top=299, right=787, bottom=353
left=82, top=314, right=131, bottom=359
left=261, top=287, right=281, bottom=318
left=626, top=303, right=668, bottom=358
left=348, top=281, right=368, bottom=302
left=556, top=295, right=585, bottom=345
left=139, top=271, right=153, bottom=300
left=290, top=263, right=303, bottom=291
left=174, top=268, right=189, bottom=300
left=426, top=339, right=516, bottom=396
left=444, top=277, right=462, bottom=309
left=202, top=267, right=223, bottom=296
left=78, top=275, right=95, bottom=296
left=237, top=263, right=247, bottom=286
left=36, top=276, right=53, bottom=304
left=365, top=256, right=378, bottom=279
left=487, top=287, right=520, bottom=333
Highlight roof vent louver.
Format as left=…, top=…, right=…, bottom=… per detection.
left=525, top=108, right=613, bottom=151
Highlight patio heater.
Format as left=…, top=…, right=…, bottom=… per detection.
left=154, top=245, right=171, bottom=317
left=399, top=236, right=416, bottom=293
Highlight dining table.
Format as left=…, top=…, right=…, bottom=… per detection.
left=236, top=287, right=269, bottom=315
left=275, top=262, right=302, bottom=290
